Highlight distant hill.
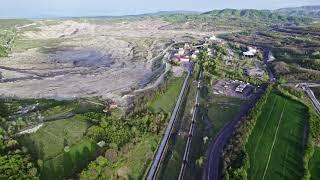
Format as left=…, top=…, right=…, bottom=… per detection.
left=81, top=11, right=200, bottom=19
left=275, top=5, right=320, bottom=18
left=202, top=9, right=276, bottom=19
left=140, top=11, right=201, bottom=16
left=201, top=9, right=309, bottom=23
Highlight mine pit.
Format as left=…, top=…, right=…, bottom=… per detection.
left=48, top=48, right=114, bottom=67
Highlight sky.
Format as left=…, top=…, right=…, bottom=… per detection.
left=0, top=0, right=320, bottom=19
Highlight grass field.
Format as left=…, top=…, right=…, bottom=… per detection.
left=149, top=76, right=185, bottom=113
left=42, top=138, right=97, bottom=179
left=310, top=147, right=320, bottom=180
left=19, top=115, right=97, bottom=179
left=20, top=116, right=90, bottom=160
left=246, top=92, right=307, bottom=180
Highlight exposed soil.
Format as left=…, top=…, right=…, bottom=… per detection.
left=0, top=19, right=216, bottom=106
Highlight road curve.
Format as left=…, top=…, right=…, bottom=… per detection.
left=300, top=84, right=320, bottom=113
left=204, top=87, right=266, bottom=180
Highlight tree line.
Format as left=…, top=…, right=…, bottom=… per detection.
left=0, top=101, right=39, bottom=179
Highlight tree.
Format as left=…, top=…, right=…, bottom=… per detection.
left=0, top=154, right=39, bottom=179
left=0, top=101, right=8, bottom=118
left=198, top=50, right=210, bottom=69
left=198, top=50, right=216, bottom=75
left=0, top=46, right=8, bottom=57
left=203, top=59, right=216, bottom=74
left=86, top=126, right=105, bottom=142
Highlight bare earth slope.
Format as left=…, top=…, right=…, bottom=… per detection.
left=0, top=19, right=211, bottom=106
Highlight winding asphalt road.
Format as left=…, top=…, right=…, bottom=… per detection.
left=203, top=87, right=266, bottom=180
left=299, top=84, right=320, bottom=113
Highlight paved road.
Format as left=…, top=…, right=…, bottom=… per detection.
left=147, top=65, right=192, bottom=180
left=204, top=87, right=266, bottom=180
left=299, top=84, right=320, bottom=113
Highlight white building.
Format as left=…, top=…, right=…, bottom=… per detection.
left=235, top=84, right=247, bottom=93
left=268, top=51, right=275, bottom=61
left=207, top=48, right=215, bottom=57
left=178, top=48, right=185, bottom=56
left=184, top=43, right=191, bottom=49
left=180, top=56, right=190, bottom=62
left=209, top=35, right=217, bottom=41
left=243, top=47, right=257, bottom=57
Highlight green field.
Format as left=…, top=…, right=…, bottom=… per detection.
left=310, top=147, right=320, bottom=180
left=42, top=138, right=96, bottom=179
left=19, top=116, right=97, bottom=179
left=149, top=76, right=185, bottom=113
left=246, top=93, right=307, bottom=180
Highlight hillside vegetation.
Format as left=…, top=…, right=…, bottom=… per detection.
left=160, top=9, right=312, bottom=34
left=202, top=9, right=309, bottom=23
left=0, top=19, right=33, bottom=57
left=276, top=6, right=320, bottom=18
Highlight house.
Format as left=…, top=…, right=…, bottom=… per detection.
left=184, top=43, right=191, bottom=49
left=179, top=56, right=190, bottom=62
left=209, top=35, right=217, bottom=41
left=245, top=68, right=265, bottom=77
left=226, top=60, right=232, bottom=66
left=235, top=84, right=247, bottom=93
left=171, top=55, right=190, bottom=63
left=207, top=48, right=215, bottom=57
left=103, top=100, right=118, bottom=113
left=97, top=141, right=106, bottom=147
left=243, top=47, right=257, bottom=57
left=191, top=53, right=197, bottom=59
left=268, top=51, right=275, bottom=61
left=178, top=48, right=185, bottom=56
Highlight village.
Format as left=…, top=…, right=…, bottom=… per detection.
left=166, top=35, right=262, bottom=100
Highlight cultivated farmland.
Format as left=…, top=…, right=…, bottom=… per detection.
left=246, top=92, right=308, bottom=180
left=310, top=147, right=320, bottom=180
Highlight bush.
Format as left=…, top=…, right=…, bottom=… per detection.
left=0, top=45, right=8, bottom=57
